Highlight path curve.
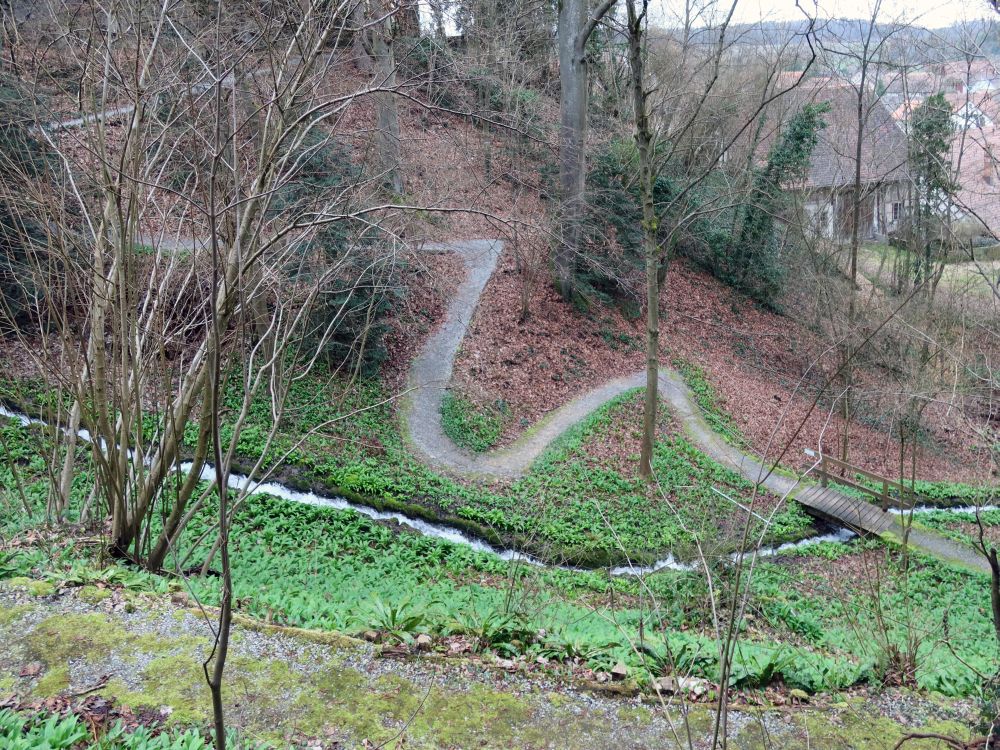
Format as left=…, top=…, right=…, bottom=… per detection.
left=404, top=240, right=792, bottom=493
left=403, top=240, right=991, bottom=574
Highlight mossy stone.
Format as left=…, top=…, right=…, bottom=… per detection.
left=5, top=577, right=55, bottom=597
left=35, top=666, right=69, bottom=697
left=78, top=585, right=113, bottom=604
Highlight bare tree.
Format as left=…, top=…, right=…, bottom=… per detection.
left=362, top=0, right=405, bottom=193
left=819, top=0, right=909, bottom=465
left=0, top=3, right=418, bottom=740
left=555, top=0, right=617, bottom=300
left=614, top=0, right=817, bottom=477
left=623, top=0, right=658, bottom=477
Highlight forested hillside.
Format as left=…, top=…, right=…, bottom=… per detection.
left=0, top=1, right=998, bottom=748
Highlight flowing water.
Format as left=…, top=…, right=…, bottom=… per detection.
left=4, top=404, right=988, bottom=577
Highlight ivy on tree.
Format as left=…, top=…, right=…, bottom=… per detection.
left=728, top=101, right=831, bottom=307
left=909, top=92, right=957, bottom=288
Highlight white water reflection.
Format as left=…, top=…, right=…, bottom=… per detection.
left=3, top=404, right=964, bottom=578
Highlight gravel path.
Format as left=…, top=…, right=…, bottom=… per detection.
left=43, top=105, right=136, bottom=132
left=0, top=583, right=977, bottom=749
left=0, top=584, right=759, bottom=749
left=403, top=241, right=787, bottom=485
left=403, top=239, right=991, bottom=574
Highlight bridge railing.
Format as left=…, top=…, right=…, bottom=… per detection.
left=805, top=450, right=917, bottom=511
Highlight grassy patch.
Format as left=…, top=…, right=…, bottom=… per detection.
left=440, top=391, right=508, bottom=452
left=750, top=544, right=997, bottom=697
left=0, top=709, right=221, bottom=750
left=173, top=373, right=809, bottom=567
left=2, top=374, right=995, bottom=699
left=672, top=359, right=744, bottom=445
left=157, top=491, right=868, bottom=693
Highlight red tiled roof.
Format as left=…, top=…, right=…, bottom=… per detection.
left=951, top=128, right=1000, bottom=238
left=761, top=77, right=909, bottom=190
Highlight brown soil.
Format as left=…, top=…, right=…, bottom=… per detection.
left=453, top=248, right=995, bottom=484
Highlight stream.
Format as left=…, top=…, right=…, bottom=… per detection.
left=2, top=404, right=989, bottom=577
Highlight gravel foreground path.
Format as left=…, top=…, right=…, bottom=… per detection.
left=402, top=240, right=990, bottom=574
left=0, top=582, right=976, bottom=749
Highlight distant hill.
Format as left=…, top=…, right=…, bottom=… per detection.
left=684, top=17, right=999, bottom=56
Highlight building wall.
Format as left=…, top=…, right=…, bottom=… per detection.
left=803, top=182, right=908, bottom=241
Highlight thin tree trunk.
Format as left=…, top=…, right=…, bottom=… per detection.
left=204, top=42, right=233, bottom=746
left=842, top=53, right=868, bottom=467
left=145, top=410, right=213, bottom=572
left=54, top=399, right=82, bottom=520
left=369, top=3, right=403, bottom=194
left=625, top=0, right=657, bottom=478
left=0, top=0, right=18, bottom=75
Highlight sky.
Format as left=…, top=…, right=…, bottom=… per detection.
left=708, top=0, right=996, bottom=27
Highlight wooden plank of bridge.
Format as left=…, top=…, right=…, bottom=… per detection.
left=795, top=485, right=895, bottom=534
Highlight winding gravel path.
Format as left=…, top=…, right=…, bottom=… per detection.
left=403, top=239, right=991, bottom=574
left=404, top=240, right=797, bottom=492
left=404, top=240, right=785, bottom=487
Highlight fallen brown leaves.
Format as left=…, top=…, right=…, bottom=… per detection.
left=452, top=250, right=646, bottom=443
left=452, top=250, right=993, bottom=484
left=0, top=693, right=172, bottom=743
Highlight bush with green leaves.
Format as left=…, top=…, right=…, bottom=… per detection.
left=579, top=140, right=674, bottom=310
left=361, top=596, right=428, bottom=643
left=271, top=130, right=395, bottom=376
left=722, top=102, right=830, bottom=308
left=581, top=126, right=827, bottom=312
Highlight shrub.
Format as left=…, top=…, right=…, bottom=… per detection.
left=578, top=140, right=673, bottom=309
left=271, top=131, right=395, bottom=375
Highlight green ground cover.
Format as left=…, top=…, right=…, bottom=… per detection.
left=3, top=457, right=993, bottom=696
left=189, top=375, right=815, bottom=566
left=908, top=508, right=1000, bottom=551
left=0, top=708, right=231, bottom=750
left=1, top=375, right=996, bottom=698
left=440, top=391, right=509, bottom=452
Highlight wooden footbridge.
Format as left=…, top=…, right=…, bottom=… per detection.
left=796, top=452, right=913, bottom=534
left=795, top=451, right=990, bottom=573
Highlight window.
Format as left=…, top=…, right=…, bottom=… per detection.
left=891, top=202, right=902, bottom=223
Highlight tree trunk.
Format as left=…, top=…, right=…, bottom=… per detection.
left=204, top=340, right=233, bottom=750
left=145, top=410, right=213, bottom=572
left=556, top=0, right=588, bottom=300
left=369, top=3, right=403, bottom=194
left=841, top=57, right=868, bottom=468
left=396, top=0, right=420, bottom=38
left=555, top=0, right=616, bottom=301
left=625, top=0, right=657, bottom=478
left=54, top=399, right=82, bottom=520
left=351, top=2, right=372, bottom=71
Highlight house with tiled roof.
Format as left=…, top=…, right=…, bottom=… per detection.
left=930, top=59, right=1000, bottom=95
left=764, top=78, right=910, bottom=241
left=951, top=126, right=1000, bottom=239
